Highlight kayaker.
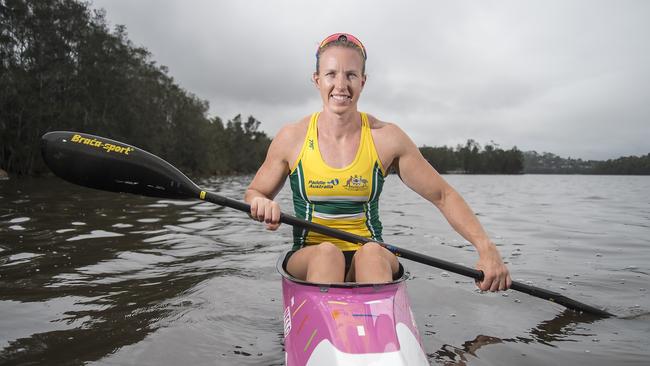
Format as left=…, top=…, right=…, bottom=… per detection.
left=245, top=33, right=511, bottom=291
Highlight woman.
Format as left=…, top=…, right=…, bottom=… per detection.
left=245, top=33, right=511, bottom=291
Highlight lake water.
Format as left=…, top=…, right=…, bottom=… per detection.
left=1, top=175, right=649, bottom=365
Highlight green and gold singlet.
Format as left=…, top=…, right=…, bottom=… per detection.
left=289, top=112, right=386, bottom=251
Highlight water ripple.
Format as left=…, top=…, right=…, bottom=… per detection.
left=0, top=175, right=648, bottom=365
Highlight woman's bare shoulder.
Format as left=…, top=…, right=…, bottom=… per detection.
left=274, top=115, right=310, bottom=143
left=268, top=115, right=311, bottom=164
left=367, top=114, right=408, bottom=139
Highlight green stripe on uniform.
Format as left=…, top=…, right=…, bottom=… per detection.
left=312, top=201, right=365, bottom=215
left=290, top=162, right=311, bottom=249
left=365, top=162, right=384, bottom=241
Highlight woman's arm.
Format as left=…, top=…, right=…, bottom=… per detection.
left=244, top=124, right=299, bottom=230
left=387, top=125, right=512, bottom=291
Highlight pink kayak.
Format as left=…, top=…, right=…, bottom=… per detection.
left=278, top=252, right=429, bottom=365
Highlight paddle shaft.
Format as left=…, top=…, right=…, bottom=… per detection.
left=40, top=131, right=614, bottom=318
left=203, top=192, right=614, bottom=317
left=206, top=192, right=481, bottom=277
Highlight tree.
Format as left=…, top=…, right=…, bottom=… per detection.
left=1, top=0, right=272, bottom=176
left=419, top=139, right=524, bottom=174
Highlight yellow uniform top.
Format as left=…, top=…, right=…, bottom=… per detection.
left=288, top=112, right=386, bottom=251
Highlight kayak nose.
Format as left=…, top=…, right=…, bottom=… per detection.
left=278, top=252, right=428, bottom=365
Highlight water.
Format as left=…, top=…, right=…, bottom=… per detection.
left=1, top=175, right=649, bottom=365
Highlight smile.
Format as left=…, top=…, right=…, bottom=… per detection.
left=330, top=94, right=351, bottom=101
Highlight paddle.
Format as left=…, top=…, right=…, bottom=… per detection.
left=41, top=131, right=614, bottom=317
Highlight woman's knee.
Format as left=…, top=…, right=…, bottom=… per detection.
left=315, top=241, right=342, bottom=255
left=355, top=242, right=398, bottom=273
left=355, top=242, right=384, bottom=259
left=312, top=242, right=344, bottom=263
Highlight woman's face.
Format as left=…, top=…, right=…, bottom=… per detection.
left=313, top=46, right=366, bottom=115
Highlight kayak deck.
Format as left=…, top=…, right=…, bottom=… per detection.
left=277, top=251, right=428, bottom=365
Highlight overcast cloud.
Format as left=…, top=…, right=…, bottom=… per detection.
left=91, top=0, right=649, bottom=160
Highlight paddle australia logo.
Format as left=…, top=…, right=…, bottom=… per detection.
left=344, top=174, right=368, bottom=191
left=308, top=139, right=314, bottom=150
left=70, top=134, right=134, bottom=155
left=308, top=178, right=339, bottom=189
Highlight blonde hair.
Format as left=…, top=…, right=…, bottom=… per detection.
left=315, top=40, right=367, bottom=74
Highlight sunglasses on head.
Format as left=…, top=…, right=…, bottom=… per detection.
left=317, top=33, right=367, bottom=60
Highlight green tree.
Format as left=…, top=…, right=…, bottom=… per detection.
left=593, top=154, right=650, bottom=175
left=419, top=145, right=458, bottom=173
left=1, top=0, right=272, bottom=176
left=419, top=140, right=523, bottom=174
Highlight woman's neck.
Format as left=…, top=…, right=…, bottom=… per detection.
left=318, top=110, right=361, bottom=140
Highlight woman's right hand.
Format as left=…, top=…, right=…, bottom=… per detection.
left=249, top=196, right=282, bottom=231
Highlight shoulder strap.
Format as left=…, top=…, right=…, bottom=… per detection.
left=289, top=113, right=319, bottom=173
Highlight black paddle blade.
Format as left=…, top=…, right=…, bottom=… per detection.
left=41, top=131, right=201, bottom=199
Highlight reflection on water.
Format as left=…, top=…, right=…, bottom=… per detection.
left=1, top=175, right=649, bottom=365
left=430, top=310, right=603, bottom=365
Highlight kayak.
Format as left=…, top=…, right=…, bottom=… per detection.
left=277, top=252, right=429, bottom=365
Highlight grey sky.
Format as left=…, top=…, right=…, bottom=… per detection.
left=91, top=0, right=649, bottom=160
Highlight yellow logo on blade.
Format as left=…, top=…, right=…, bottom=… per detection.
left=70, top=134, right=134, bottom=155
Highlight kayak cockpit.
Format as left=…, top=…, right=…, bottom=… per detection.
left=276, top=250, right=407, bottom=288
